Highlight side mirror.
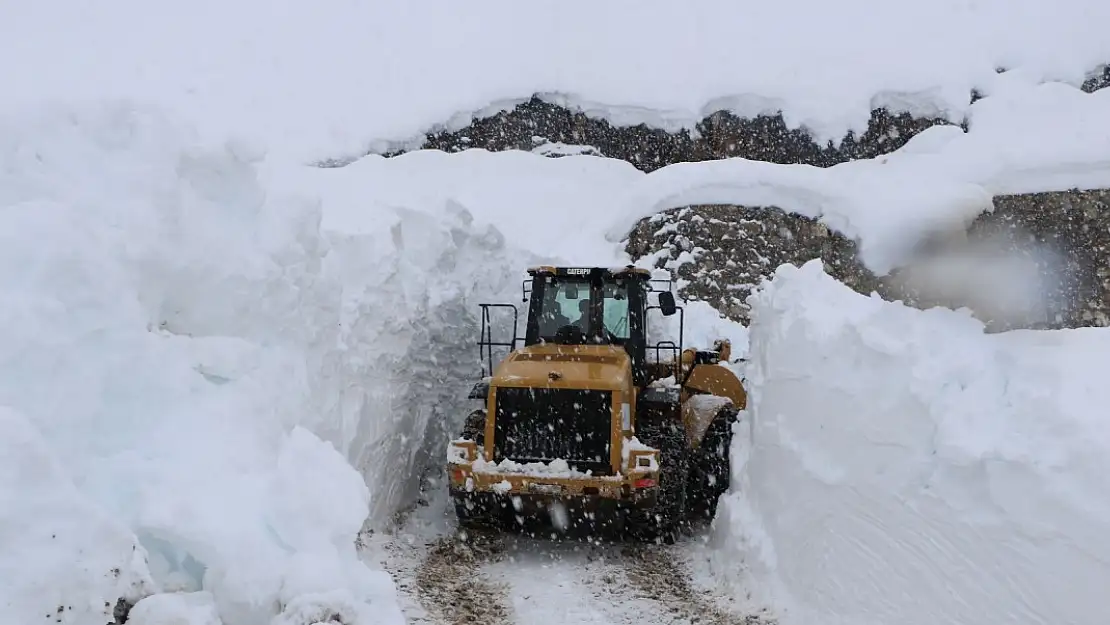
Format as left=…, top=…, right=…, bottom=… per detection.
left=658, top=291, right=677, bottom=316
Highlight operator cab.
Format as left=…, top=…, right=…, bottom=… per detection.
left=523, top=266, right=677, bottom=387
left=530, top=273, right=632, bottom=345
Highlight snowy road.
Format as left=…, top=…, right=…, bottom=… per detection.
left=362, top=505, right=770, bottom=625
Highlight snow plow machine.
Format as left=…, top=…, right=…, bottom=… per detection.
left=446, top=265, right=746, bottom=543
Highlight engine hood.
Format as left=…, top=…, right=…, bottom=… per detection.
left=490, top=344, right=632, bottom=393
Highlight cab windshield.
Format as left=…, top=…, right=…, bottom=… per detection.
left=536, top=276, right=630, bottom=343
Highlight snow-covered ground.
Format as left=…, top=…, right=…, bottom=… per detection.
left=3, top=2, right=1110, bottom=624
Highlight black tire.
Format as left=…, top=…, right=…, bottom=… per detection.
left=631, top=420, right=690, bottom=544
left=688, top=404, right=738, bottom=521
left=460, top=409, right=486, bottom=446
left=455, top=410, right=489, bottom=531
left=454, top=497, right=483, bottom=528
left=454, top=496, right=501, bottom=535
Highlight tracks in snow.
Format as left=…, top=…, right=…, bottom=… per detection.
left=415, top=533, right=514, bottom=625
left=367, top=523, right=770, bottom=625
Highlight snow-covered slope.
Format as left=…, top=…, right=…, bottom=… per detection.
left=711, top=260, right=1110, bottom=625
left=5, top=0, right=1110, bottom=161
left=4, top=2, right=1110, bottom=624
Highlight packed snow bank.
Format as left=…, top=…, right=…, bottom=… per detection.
left=607, top=82, right=1110, bottom=274
left=0, top=102, right=658, bottom=625
left=0, top=408, right=156, bottom=625
left=0, top=104, right=403, bottom=625
left=713, top=259, right=1110, bottom=625
left=260, top=147, right=645, bottom=525
left=310, top=204, right=536, bottom=527
left=129, top=592, right=222, bottom=625
left=6, top=0, right=1110, bottom=161
left=267, top=148, right=642, bottom=265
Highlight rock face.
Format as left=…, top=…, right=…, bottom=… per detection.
left=625, top=205, right=882, bottom=323
left=982, top=190, right=1110, bottom=328
left=872, top=189, right=1110, bottom=330
left=626, top=191, right=1110, bottom=331
left=1083, top=64, right=1110, bottom=93
left=394, top=97, right=952, bottom=172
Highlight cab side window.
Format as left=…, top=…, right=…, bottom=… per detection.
left=603, top=281, right=630, bottom=339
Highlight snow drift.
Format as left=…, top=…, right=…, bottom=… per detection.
left=713, top=259, right=1110, bottom=625
left=0, top=104, right=404, bottom=625
left=0, top=408, right=156, bottom=624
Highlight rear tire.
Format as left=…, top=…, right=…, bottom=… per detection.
left=454, top=495, right=497, bottom=530
left=631, top=420, right=689, bottom=544
left=453, top=410, right=490, bottom=532
left=688, top=404, right=738, bottom=521
left=460, top=409, right=486, bottom=446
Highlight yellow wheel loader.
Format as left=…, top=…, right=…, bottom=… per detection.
left=446, top=266, right=746, bottom=542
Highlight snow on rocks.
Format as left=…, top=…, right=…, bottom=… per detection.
left=712, top=259, right=1110, bottom=625
left=6, top=0, right=1110, bottom=162
left=627, top=205, right=878, bottom=325
left=609, top=84, right=1110, bottom=276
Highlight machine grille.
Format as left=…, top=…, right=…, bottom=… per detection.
left=492, top=387, right=613, bottom=475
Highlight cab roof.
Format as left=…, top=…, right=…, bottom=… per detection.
left=526, top=265, right=652, bottom=279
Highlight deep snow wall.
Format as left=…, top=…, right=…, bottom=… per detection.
left=316, top=205, right=531, bottom=526
left=0, top=104, right=414, bottom=625
left=0, top=102, right=571, bottom=624
left=711, top=259, right=1110, bottom=625
left=258, top=148, right=648, bottom=528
